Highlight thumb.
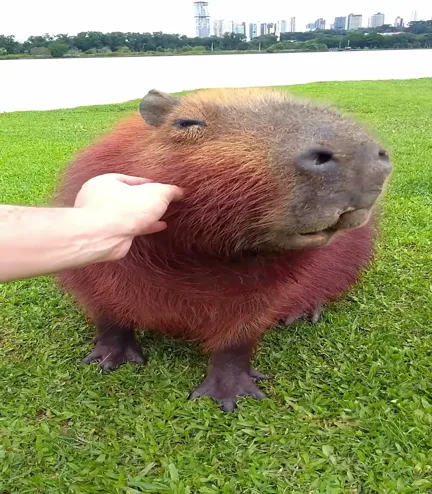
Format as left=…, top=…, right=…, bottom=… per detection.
left=113, top=174, right=155, bottom=186
left=135, top=183, right=185, bottom=202
left=137, top=220, right=168, bottom=235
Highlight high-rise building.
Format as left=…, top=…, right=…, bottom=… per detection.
left=314, top=18, right=326, bottom=30
left=213, top=19, right=221, bottom=37
left=213, top=20, right=230, bottom=37
left=249, top=22, right=258, bottom=40
left=290, top=17, right=296, bottom=32
left=394, top=16, right=405, bottom=28
left=194, top=1, right=211, bottom=38
left=347, top=13, right=362, bottom=30
left=411, top=10, right=419, bottom=22
left=233, top=22, right=247, bottom=37
left=306, top=19, right=326, bottom=31
left=260, top=23, right=276, bottom=36
left=278, top=20, right=288, bottom=34
left=369, top=12, right=385, bottom=28
left=334, top=16, right=347, bottom=30
left=213, top=20, right=245, bottom=37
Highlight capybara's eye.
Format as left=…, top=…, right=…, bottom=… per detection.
left=173, top=119, right=207, bottom=129
left=310, top=150, right=334, bottom=166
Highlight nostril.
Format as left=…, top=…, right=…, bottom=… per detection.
left=296, top=148, right=337, bottom=174
left=378, top=149, right=389, bottom=161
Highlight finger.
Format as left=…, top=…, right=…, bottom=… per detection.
left=92, top=173, right=154, bottom=186
left=139, top=221, right=168, bottom=235
left=112, top=174, right=155, bottom=186
left=139, top=183, right=185, bottom=202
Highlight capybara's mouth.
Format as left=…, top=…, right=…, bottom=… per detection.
left=284, top=208, right=372, bottom=251
left=325, top=208, right=371, bottom=233
left=301, top=208, right=372, bottom=236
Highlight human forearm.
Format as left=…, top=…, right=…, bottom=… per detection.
left=0, top=205, right=130, bottom=282
left=0, top=173, right=183, bottom=283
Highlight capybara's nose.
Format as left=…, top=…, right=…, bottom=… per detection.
left=376, top=148, right=392, bottom=177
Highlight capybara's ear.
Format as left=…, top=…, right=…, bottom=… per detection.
left=139, top=89, right=179, bottom=126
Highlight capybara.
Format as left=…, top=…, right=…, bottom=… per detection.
left=56, top=88, right=392, bottom=412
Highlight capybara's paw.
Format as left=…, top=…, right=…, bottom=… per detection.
left=281, top=305, right=323, bottom=326
left=81, top=341, right=147, bottom=373
left=189, top=368, right=269, bottom=412
left=308, top=305, right=323, bottom=324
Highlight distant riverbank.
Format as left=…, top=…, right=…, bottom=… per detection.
left=2, top=46, right=432, bottom=61
left=3, top=50, right=253, bottom=60
left=2, top=23, right=431, bottom=60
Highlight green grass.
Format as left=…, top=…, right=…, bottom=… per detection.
left=0, top=79, right=431, bottom=493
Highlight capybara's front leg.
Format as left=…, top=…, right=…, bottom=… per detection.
left=189, top=341, right=270, bottom=412
left=82, top=317, right=146, bottom=373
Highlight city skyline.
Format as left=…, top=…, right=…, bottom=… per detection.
left=1, top=0, right=430, bottom=40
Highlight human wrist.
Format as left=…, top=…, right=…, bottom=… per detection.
left=70, top=207, right=136, bottom=262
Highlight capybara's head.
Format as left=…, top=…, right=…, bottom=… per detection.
left=136, top=88, right=392, bottom=255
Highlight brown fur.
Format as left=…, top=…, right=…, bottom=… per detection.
left=54, top=88, right=391, bottom=409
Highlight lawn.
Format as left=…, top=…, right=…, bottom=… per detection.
left=0, top=79, right=431, bottom=493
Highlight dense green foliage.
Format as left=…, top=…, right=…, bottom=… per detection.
left=1, top=21, right=432, bottom=59
left=0, top=79, right=431, bottom=492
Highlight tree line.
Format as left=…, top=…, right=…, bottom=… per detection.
left=1, top=20, right=431, bottom=58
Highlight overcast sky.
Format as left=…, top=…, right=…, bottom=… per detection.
left=1, top=0, right=430, bottom=40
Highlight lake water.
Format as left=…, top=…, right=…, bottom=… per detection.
left=1, top=49, right=432, bottom=113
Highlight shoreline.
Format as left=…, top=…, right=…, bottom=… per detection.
left=1, top=46, right=431, bottom=61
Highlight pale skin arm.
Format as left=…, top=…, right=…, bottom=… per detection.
left=0, top=174, right=183, bottom=283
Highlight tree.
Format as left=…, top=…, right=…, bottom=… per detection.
left=250, top=34, right=277, bottom=49
left=314, top=35, right=340, bottom=49
left=104, top=32, right=128, bottom=51
left=304, top=41, right=328, bottom=52
left=24, top=34, right=53, bottom=51
left=49, top=43, right=68, bottom=58
left=365, top=33, right=385, bottom=49
left=343, top=33, right=367, bottom=49
left=55, top=34, right=72, bottom=45
left=407, top=20, right=432, bottom=34
left=0, top=34, right=21, bottom=54
left=73, top=32, right=105, bottom=52
left=5, top=27, right=430, bottom=59
left=422, top=33, right=432, bottom=48
left=280, top=32, right=315, bottom=42
left=237, top=42, right=250, bottom=51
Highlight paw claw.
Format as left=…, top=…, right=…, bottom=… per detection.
left=220, top=400, right=236, bottom=412
left=190, top=368, right=268, bottom=412
left=81, top=352, right=102, bottom=365
left=188, top=389, right=204, bottom=400
left=281, top=306, right=324, bottom=326
left=100, top=362, right=120, bottom=373
left=252, top=389, right=267, bottom=400
left=250, top=369, right=271, bottom=381
left=309, top=306, right=323, bottom=324
left=81, top=341, right=146, bottom=372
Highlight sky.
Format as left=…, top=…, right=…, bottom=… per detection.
left=1, top=0, right=430, bottom=40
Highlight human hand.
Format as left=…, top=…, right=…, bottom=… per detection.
left=73, top=173, right=183, bottom=262
left=74, top=173, right=184, bottom=236
left=0, top=174, right=183, bottom=281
